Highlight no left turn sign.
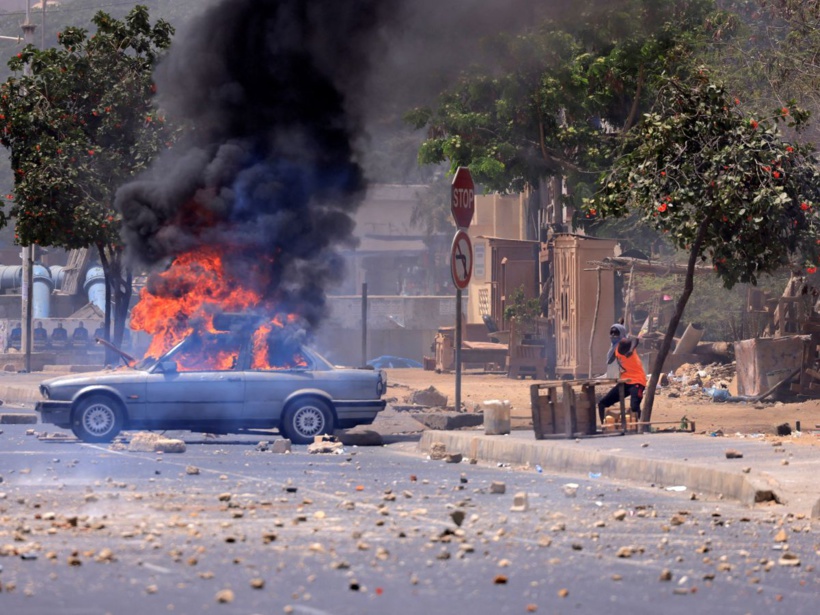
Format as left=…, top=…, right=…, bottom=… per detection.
left=450, top=230, right=472, bottom=290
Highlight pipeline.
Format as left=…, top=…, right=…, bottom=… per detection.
left=84, top=266, right=106, bottom=313
left=0, top=264, right=54, bottom=318
left=49, top=265, right=65, bottom=291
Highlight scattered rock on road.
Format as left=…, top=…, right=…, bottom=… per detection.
left=128, top=432, right=186, bottom=453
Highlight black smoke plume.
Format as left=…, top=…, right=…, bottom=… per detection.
left=116, top=0, right=550, bottom=339
left=116, top=0, right=399, bottom=331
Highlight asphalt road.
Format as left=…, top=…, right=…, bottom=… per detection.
left=0, top=425, right=817, bottom=615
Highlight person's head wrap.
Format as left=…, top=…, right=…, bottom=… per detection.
left=607, top=323, right=628, bottom=364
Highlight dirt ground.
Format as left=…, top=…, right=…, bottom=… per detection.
left=383, top=367, right=820, bottom=445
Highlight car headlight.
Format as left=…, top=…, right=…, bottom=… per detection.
left=39, top=384, right=50, bottom=400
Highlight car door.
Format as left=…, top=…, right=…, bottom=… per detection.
left=144, top=332, right=245, bottom=424
left=243, top=367, right=317, bottom=422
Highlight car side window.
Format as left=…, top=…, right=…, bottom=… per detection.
left=250, top=337, right=309, bottom=371
left=172, top=333, right=241, bottom=372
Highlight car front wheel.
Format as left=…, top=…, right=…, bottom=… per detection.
left=71, top=395, right=124, bottom=443
left=281, top=398, right=334, bottom=445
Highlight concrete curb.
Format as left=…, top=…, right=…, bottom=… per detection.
left=0, top=413, right=38, bottom=424
left=419, top=431, right=780, bottom=508
left=0, top=385, right=42, bottom=404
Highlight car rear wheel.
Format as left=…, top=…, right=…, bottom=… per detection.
left=281, top=398, right=334, bottom=445
left=71, top=395, right=124, bottom=443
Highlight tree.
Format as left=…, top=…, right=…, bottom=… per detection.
left=406, top=0, right=715, bottom=202
left=0, top=6, right=176, bottom=351
left=590, top=73, right=820, bottom=425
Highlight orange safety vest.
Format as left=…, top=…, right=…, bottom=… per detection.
left=615, top=347, right=647, bottom=387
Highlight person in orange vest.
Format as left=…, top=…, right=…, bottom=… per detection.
left=598, top=333, right=647, bottom=425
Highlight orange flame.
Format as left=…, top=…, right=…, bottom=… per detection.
left=131, top=245, right=304, bottom=370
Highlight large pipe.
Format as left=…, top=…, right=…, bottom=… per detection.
left=32, top=264, right=54, bottom=319
left=84, top=266, right=106, bottom=313
left=0, top=264, right=53, bottom=318
left=49, top=265, right=65, bottom=291
left=0, top=265, right=22, bottom=290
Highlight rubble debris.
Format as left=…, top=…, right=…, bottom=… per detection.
left=725, top=450, right=743, bottom=459
left=428, top=442, right=447, bottom=461
left=271, top=439, right=292, bottom=454
left=128, top=432, right=186, bottom=453
left=409, top=386, right=448, bottom=408
left=489, top=481, right=506, bottom=494
left=307, top=435, right=344, bottom=454
left=336, top=430, right=383, bottom=446
left=185, top=466, right=200, bottom=475
left=778, top=553, right=800, bottom=567
left=444, top=453, right=463, bottom=464
left=562, top=483, right=579, bottom=498
left=510, top=492, right=529, bottom=512
left=215, top=589, right=235, bottom=603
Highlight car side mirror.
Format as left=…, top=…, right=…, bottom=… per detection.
left=158, top=360, right=178, bottom=374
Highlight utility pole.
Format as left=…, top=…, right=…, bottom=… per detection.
left=20, top=2, right=36, bottom=372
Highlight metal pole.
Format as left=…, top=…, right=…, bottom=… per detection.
left=20, top=2, right=36, bottom=373
left=455, top=289, right=462, bottom=412
left=361, top=282, right=367, bottom=367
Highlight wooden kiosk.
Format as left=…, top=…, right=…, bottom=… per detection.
left=530, top=378, right=627, bottom=439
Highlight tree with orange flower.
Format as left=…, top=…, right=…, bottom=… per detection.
left=590, top=72, right=820, bottom=425
left=0, top=7, right=177, bottom=352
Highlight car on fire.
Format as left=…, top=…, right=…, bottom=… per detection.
left=35, top=319, right=387, bottom=444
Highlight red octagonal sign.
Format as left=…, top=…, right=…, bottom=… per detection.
left=451, top=167, right=475, bottom=229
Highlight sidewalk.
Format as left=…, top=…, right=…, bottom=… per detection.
left=420, top=428, right=820, bottom=518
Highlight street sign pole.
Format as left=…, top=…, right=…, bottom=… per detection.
left=450, top=168, right=475, bottom=414
left=21, top=5, right=36, bottom=373
left=455, top=288, right=462, bottom=412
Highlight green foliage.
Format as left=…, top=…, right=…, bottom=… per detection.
left=503, top=285, right=541, bottom=329
left=0, top=6, right=176, bottom=249
left=407, top=0, right=715, bottom=197
left=710, top=1, right=820, bottom=121
left=591, top=73, right=820, bottom=288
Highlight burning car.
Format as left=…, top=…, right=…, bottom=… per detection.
left=35, top=316, right=387, bottom=444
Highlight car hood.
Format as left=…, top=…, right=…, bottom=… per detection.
left=42, top=369, right=147, bottom=389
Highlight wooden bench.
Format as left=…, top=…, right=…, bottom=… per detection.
left=530, top=379, right=626, bottom=439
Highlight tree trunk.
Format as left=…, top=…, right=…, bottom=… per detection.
left=640, top=213, right=714, bottom=428
left=96, top=243, right=133, bottom=364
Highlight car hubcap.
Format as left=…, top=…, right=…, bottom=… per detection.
left=294, top=406, right=324, bottom=437
left=83, top=404, right=114, bottom=436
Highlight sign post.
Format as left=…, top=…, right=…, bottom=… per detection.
left=451, top=168, right=475, bottom=413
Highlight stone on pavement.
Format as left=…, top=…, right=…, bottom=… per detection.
left=128, top=432, right=186, bottom=453
left=429, top=442, right=447, bottom=460
left=337, top=430, right=383, bottom=446
left=510, top=491, right=529, bottom=512
left=271, top=439, right=292, bottom=454
left=409, top=386, right=447, bottom=407
left=490, top=481, right=506, bottom=494
left=411, top=411, right=484, bottom=430
left=307, top=436, right=343, bottom=454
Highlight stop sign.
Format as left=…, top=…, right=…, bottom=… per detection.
left=451, top=167, right=475, bottom=229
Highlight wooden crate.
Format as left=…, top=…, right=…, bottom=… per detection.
left=530, top=379, right=625, bottom=439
